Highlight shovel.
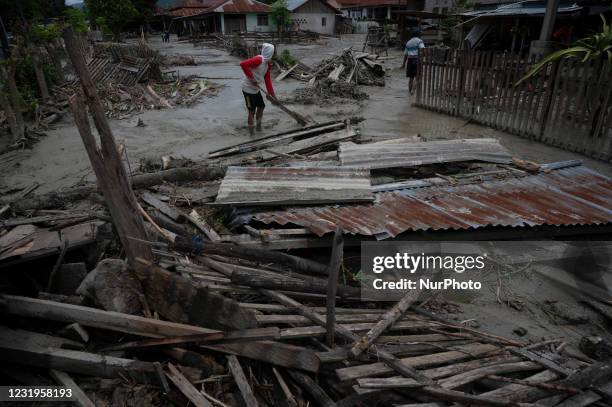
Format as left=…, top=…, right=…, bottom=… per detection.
left=257, top=85, right=310, bottom=126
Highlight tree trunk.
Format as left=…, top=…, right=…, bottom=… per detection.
left=29, top=45, right=50, bottom=101
left=0, top=88, right=19, bottom=143
left=62, top=26, right=153, bottom=266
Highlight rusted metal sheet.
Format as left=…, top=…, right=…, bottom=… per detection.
left=339, top=138, right=512, bottom=169
left=245, top=165, right=612, bottom=238
left=216, top=166, right=373, bottom=206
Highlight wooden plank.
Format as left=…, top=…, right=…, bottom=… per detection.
left=349, top=290, right=420, bottom=357
left=101, top=327, right=280, bottom=352
left=336, top=343, right=499, bottom=381
left=208, top=121, right=345, bottom=159
left=227, top=355, right=258, bottom=407
left=287, top=369, right=334, bottom=407
left=2, top=294, right=217, bottom=337
left=166, top=362, right=212, bottom=407
left=272, top=368, right=298, bottom=407
left=276, top=63, right=298, bottom=81
left=187, top=209, right=221, bottom=242
left=205, top=341, right=320, bottom=373
left=0, top=336, right=155, bottom=381
left=356, top=377, right=424, bottom=389
left=279, top=320, right=437, bottom=339
left=438, top=361, right=541, bottom=389
left=141, top=191, right=183, bottom=222
left=49, top=370, right=95, bottom=407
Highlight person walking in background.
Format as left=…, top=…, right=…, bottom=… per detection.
left=239, top=43, right=276, bottom=136
left=401, top=29, right=425, bottom=96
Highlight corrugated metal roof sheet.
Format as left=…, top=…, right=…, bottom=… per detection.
left=216, top=166, right=374, bottom=206
left=462, top=3, right=582, bottom=17
left=339, top=138, right=512, bottom=169
left=244, top=165, right=612, bottom=239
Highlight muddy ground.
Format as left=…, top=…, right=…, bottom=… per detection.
left=2, top=34, right=610, bottom=195
left=1, top=35, right=610, bottom=353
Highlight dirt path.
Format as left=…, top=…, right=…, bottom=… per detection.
left=2, top=35, right=609, bottom=195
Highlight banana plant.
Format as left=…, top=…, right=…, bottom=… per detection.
left=515, top=13, right=612, bottom=86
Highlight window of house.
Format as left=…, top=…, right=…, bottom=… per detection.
left=257, top=14, right=269, bottom=26
left=433, top=7, right=439, bottom=14
left=322, top=17, right=327, bottom=26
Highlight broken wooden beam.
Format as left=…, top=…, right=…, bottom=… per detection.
left=49, top=369, right=96, bottom=407
left=63, top=27, right=153, bottom=265
left=174, top=236, right=328, bottom=275
left=206, top=341, right=320, bottom=373
left=100, top=327, right=280, bottom=352
left=349, top=290, right=421, bottom=358
left=166, top=362, right=212, bottom=407
left=287, top=369, right=334, bottom=407
left=0, top=334, right=155, bottom=381
left=227, top=355, right=258, bottom=407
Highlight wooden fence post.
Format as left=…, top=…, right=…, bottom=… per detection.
left=62, top=26, right=153, bottom=266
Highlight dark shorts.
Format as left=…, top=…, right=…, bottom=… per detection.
left=406, top=58, right=419, bottom=78
left=243, top=91, right=265, bottom=111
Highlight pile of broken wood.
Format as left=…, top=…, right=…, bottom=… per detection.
left=277, top=48, right=386, bottom=87
left=3, top=118, right=612, bottom=406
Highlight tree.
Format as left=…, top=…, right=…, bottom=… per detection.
left=516, top=13, right=612, bottom=85
left=271, top=0, right=291, bottom=34
left=85, top=0, right=138, bottom=41
left=132, top=0, right=157, bottom=33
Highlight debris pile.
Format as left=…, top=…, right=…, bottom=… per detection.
left=292, top=78, right=369, bottom=105
left=278, top=48, right=386, bottom=87
left=160, top=53, right=199, bottom=67
left=2, top=118, right=612, bottom=406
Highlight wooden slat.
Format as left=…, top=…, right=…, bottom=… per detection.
left=166, top=363, right=212, bottom=407
left=336, top=343, right=499, bottom=381
left=227, top=355, right=258, bottom=407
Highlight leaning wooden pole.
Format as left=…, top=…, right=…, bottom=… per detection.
left=325, top=227, right=343, bottom=347
left=62, top=26, right=153, bottom=265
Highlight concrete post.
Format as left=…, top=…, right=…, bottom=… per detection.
left=530, top=0, right=560, bottom=58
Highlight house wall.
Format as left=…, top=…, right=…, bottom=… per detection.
left=291, top=0, right=337, bottom=34
left=291, top=12, right=336, bottom=34
left=245, top=13, right=277, bottom=32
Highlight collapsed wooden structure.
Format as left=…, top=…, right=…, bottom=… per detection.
left=2, top=26, right=612, bottom=407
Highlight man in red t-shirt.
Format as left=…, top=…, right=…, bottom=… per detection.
left=239, top=43, right=276, bottom=135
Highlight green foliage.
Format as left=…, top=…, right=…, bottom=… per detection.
left=15, top=55, right=59, bottom=101
left=85, top=0, right=138, bottom=39
left=271, top=0, right=291, bottom=33
left=63, top=7, right=88, bottom=33
left=131, top=0, right=157, bottom=25
left=516, top=14, right=612, bottom=86
left=439, top=0, right=473, bottom=45
left=0, top=0, right=65, bottom=31
left=30, top=23, right=61, bottom=43
left=275, top=49, right=296, bottom=66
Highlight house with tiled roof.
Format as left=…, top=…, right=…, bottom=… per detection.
left=157, top=0, right=275, bottom=34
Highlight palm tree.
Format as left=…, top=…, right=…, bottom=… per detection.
left=516, top=14, right=612, bottom=86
